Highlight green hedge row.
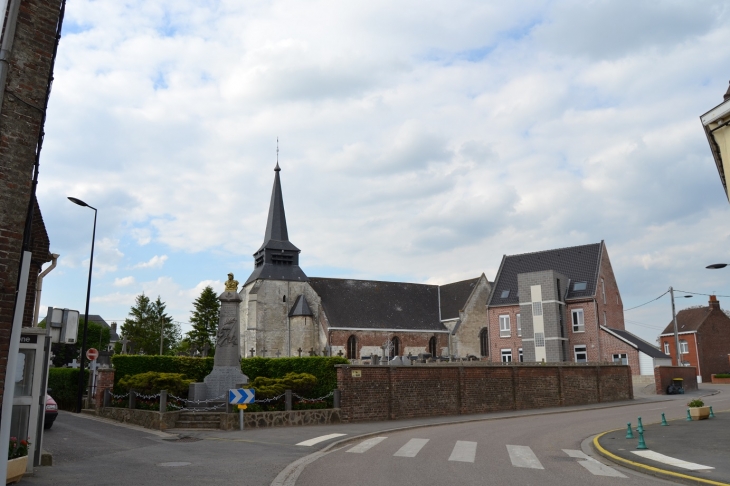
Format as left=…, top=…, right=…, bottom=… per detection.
left=48, top=368, right=89, bottom=411
left=110, top=355, right=348, bottom=399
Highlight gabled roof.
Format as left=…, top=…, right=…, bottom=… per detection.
left=488, top=242, right=603, bottom=306
left=601, top=326, right=669, bottom=359
left=308, top=277, right=446, bottom=332
left=289, top=295, right=313, bottom=317
left=659, top=306, right=714, bottom=335
left=87, top=314, right=119, bottom=341
left=439, top=277, right=480, bottom=320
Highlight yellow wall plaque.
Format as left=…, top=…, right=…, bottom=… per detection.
left=351, top=370, right=362, bottom=378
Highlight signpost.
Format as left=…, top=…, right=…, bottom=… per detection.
left=85, top=348, right=99, bottom=408
left=86, top=348, right=99, bottom=361
left=229, top=388, right=255, bottom=431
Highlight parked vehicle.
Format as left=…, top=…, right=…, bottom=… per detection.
left=45, top=394, right=58, bottom=429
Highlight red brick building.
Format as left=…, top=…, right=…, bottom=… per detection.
left=658, top=296, right=730, bottom=383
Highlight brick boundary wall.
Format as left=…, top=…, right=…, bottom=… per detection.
left=654, top=366, right=698, bottom=395
left=337, top=363, right=633, bottom=422
left=94, top=368, right=115, bottom=408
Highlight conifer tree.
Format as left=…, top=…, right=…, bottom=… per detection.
left=188, top=286, right=220, bottom=352
left=121, top=293, right=180, bottom=355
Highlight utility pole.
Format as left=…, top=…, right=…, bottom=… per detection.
left=669, top=287, right=681, bottom=367
left=159, top=317, right=164, bottom=355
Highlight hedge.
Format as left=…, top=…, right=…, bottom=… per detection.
left=110, top=355, right=348, bottom=400
left=48, top=368, right=89, bottom=411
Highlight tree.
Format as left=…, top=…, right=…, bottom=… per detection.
left=188, top=286, right=220, bottom=353
left=120, top=293, right=181, bottom=355
left=39, top=318, right=110, bottom=366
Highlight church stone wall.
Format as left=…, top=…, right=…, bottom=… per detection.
left=449, top=276, right=491, bottom=358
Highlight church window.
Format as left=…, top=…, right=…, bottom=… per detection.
left=283, top=295, right=286, bottom=302
left=389, top=337, right=400, bottom=358
left=429, top=336, right=437, bottom=357
left=255, top=255, right=264, bottom=267
left=272, top=254, right=294, bottom=266
left=479, top=328, right=488, bottom=357
left=347, top=335, right=357, bottom=359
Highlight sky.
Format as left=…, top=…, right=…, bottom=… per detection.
left=36, top=0, right=730, bottom=345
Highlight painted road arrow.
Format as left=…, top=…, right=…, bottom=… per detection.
left=229, top=388, right=255, bottom=404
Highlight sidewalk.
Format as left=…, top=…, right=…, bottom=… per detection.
left=594, top=389, right=730, bottom=486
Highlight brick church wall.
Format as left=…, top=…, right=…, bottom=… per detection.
left=0, top=0, right=63, bottom=408
left=337, top=363, right=633, bottom=422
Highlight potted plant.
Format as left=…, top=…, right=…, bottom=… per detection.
left=687, top=399, right=711, bottom=421
left=7, top=437, right=29, bottom=484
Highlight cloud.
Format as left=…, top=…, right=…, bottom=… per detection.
left=132, top=255, right=168, bottom=269
left=113, top=276, right=136, bottom=286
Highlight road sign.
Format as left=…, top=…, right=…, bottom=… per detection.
left=229, top=388, right=255, bottom=404
left=86, top=348, right=99, bottom=361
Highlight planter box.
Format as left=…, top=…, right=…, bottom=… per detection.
left=6, top=456, right=28, bottom=484
left=711, top=375, right=730, bottom=384
left=690, top=406, right=710, bottom=420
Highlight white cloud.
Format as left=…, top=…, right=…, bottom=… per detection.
left=132, top=255, right=168, bottom=269
left=113, top=276, right=136, bottom=286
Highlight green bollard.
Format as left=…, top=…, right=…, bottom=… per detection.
left=686, top=409, right=692, bottom=421
left=637, top=416, right=644, bottom=433
left=636, top=429, right=648, bottom=450
left=710, top=406, right=715, bottom=418
left=661, top=413, right=668, bottom=426
left=626, top=422, right=634, bottom=439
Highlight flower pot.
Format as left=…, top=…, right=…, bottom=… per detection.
left=689, top=406, right=710, bottom=420
left=6, top=455, right=27, bottom=484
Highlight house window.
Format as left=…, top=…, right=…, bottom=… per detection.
left=499, top=315, right=510, bottom=338
left=571, top=309, right=584, bottom=333
left=500, top=289, right=510, bottom=299
left=518, top=348, right=523, bottom=362
left=612, top=353, right=628, bottom=365
left=574, top=345, right=588, bottom=363
left=664, top=342, right=670, bottom=354
left=501, top=349, right=512, bottom=363
left=679, top=340, right=688, bottom=354
left=429, top=336, right=437, bottom=357
left=573, top=281, right=587, bottom=291
left=516, top=314, right=521, bottom=337
left=389, top=337, right=400, bottom=358
left=479, top=328, right=488, bottom=357
left=347, top=335, right=357, bottom=359
left=532, top=302, right=542, bottom=316
left=535, top=332, right=545, bottom=347
left=602, top=278, right=606, bottom=304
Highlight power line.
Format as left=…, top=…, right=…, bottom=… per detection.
left=673, top=290, right=730, bottom=299
left=623, top=290, right=669, bottom=312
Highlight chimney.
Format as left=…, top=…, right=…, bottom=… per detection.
left=725, top=81, right=730, bottom=101
left=111, top=322, right=117, bottom=333
left=709, top=295, right=720, bottom=310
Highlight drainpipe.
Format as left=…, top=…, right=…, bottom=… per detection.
left=33, top=253, right=59, bottom=326
left=0, top=0, right=22, bottom=116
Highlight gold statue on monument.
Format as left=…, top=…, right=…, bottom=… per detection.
left=224, top=272, right=239, bottom=292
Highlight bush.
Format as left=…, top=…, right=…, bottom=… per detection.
left=48, top=368, right=89, bottom=411
left=117, top=372, right=193, bottom=396
left=687, top=399, right=705, bottom=408
left=251, top=372, right=317, bottom=399
left=112, top=356, right=213, bottom=388
left=241, top=356, right=348, bottom=400
left=714, top=373, right=730, bottom=378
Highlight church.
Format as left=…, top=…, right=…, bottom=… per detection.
left=237, top=163, right=492, bottom=360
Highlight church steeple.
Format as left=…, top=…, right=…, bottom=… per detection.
left=244, top=162, right=308, bottom=286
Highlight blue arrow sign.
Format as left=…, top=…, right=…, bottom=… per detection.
left=229, top=388, right=255, bottom=404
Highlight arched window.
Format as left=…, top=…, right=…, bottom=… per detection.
left=389, top=336, right=400, bottom=358
left=428, top=336, right=437, bottom=357
left=347, top=335, right=357, bottom=359
left=479, top=328, right=488, bottom=357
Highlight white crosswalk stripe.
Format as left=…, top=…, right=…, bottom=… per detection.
left=296, top=433, right=347, bottom=446
left=506, top=445, right=544, bottom=469
left=394, top=438, right=430, bottom=457
left=448, top=441, right=477, bottom=463
left=563, top=449, right=626, bottom=477
left=632, top=451, right=714, bottom=470
left=347, top=437, right=388, bottom=453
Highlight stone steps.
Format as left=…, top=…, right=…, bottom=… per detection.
left=174, top=412, right=221, bottom=430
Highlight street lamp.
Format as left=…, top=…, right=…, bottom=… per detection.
left=68, top=196, right=97, bottom=413
left=669, top=287, right=692, bottom=367
left=706, top=263, right=727, bottom=269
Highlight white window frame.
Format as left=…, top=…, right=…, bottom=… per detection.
left=534, top=332, right=545, bottom=347
left=518, top=348, right=523, bottom=362
left=499, top=315, right=510, bottom=338
left=516, top=314, right=521, bottom=337
left=664, top=342, right=670, bottom=354
left=532, top=301, right=542, bottom=316
left=574, top=345, right=588, bottom=363
left=679, top=340, right=689, bottom=354
left=571, top=308, right=584, bottom=333
left=612, top=353, right=628, bottom=365
left=501, top=348, right=512, bottom=363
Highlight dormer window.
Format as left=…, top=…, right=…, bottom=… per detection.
left=573, top=281, right=587, bottom=291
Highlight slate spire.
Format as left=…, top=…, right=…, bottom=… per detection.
left=244, top=162, right=308, bottom=287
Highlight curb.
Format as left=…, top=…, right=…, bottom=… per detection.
left=592, top=430, right=730, bottom=486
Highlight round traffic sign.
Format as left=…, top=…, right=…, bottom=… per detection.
left=86, top=348, right=99, bottom=361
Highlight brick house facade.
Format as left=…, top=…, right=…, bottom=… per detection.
left=658, top=296, right=730, bottom=383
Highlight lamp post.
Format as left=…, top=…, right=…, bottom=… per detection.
left=669, top=287, right=692, bottom=367
left=68, top=196, right=97, bottom=413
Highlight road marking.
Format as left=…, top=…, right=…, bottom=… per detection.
left=347, top=437, right=387, bottom=453
left=394, top=438, right=429, bottom=457
left=507, top=445, right=544, bottom=469
left=448, top=441, right=477, bottom=463
left=563, top=449, right=626, bottom=477
left=296, top=433, right=347, bottom=447
left=632, top=451, right=714, bottom=470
